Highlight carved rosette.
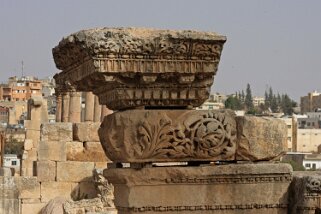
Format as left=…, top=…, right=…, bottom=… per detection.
left=53, top=28, right=226, bottom=110
left=98, top=110, right=236, bottom=162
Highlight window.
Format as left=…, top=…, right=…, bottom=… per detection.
left=287, top=137, right=292, bottom=142
left=287, top=125, right=291, bottom=129
left=12, top=161, right=17, bottom=166
left=313, top=163, right=316, bottom=169
left=305, top=163, right=311, bottom=168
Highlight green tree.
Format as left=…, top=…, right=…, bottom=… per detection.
left=245, top=83, right=254, bottom=112
left=225, top=95, right=242, bottom=110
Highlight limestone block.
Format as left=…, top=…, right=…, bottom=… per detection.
left=21, top=203, right=46, bottom=214
left=236, top=116, right=287, bottom=161
left=56, top=161, right=94, bottom=182
left=95, top=162, right=108, bottom=169
left=38, top=141, right=66, bottom=161
left=41, top=182, right=74, bottom=203
left=20, top=159, right=36, bottom=177
left=37, top=161, right=56, bottom=182
left=41, top=123, right=72, bottom=142
left=24, top=139, right=33, bottom=151
left=27, top=148, right=38, bottom=161
left=66, top=141, right=84, bottom=161
left=83, top=142, right=108, bottom=162
left=66, top=141, right=108, bottom=162
left=105, top=163, right=292, bottom=214
left=99, top=109, right=237, bottom=162
left=15, top=177, right=40, bottom=199
left=73, top=122, right=100, bottom=142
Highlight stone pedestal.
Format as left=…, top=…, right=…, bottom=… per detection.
left=104, top=163, right=292, bottom=214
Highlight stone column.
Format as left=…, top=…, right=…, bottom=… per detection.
left=101, top=106, right=113, bottom=121
left=94, top=96, right=101, bottom=122
left=85, top=92, right=95, bottom=122
left=61, top=92, right=70, bottom=122
left=69, top=91, right=81, bottom=123
left=56, top=93, right=62, bottom=122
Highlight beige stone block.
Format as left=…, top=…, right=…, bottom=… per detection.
left=56, top=161, right=94, bottom=182
left=38, top=141, right=66, bottom=161
left=20, top=159, right=36, bottom=177
left=24, top=139, right=33, bottom=151
left=66, top=141, right=108, bottom=162
left=41, top=122, right=72, bottom=142
left=66, top=141, right=84, bottom=161
left=73, top=122, right=100, bottom=142
left=27, top=148, right=38, bottom=161
left=37, top=161, right=56, bottom=182
left=71, top=181, right=98, bottom=201
left=15, top=177, right=40, bottom=199
left=95, top=162, right=108, bottom=169
left=21, top=198, right=41, bottom=203
left=83, top=142, right=108, bottom=162
left=41, top=181, right=74, bottom=202
left=21, top=203, right=46, bottom=214
left=236, top=116, right=288, bottom=161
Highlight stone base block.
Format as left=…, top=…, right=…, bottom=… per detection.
left=104, top=163, right=292, bottom=214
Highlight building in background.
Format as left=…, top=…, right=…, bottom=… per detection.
left=301, top=91, right=321, bottom=114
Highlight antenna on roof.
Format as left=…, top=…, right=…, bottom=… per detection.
left=21, top=60, right=24, bottom=78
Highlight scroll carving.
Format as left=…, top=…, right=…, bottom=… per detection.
left=99, top=110, right=236, bottom=162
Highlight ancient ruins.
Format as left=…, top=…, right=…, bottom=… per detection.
left=50, top=27, right=321, bottom=214
left=2, top=27, right=321, bottom=214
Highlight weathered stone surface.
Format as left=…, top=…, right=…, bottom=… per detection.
left=41, top=197, right=66, bottom=214
left=15, top=177, right=40, bottom=199
left=56, top=161, right=94, bottom=182
left=71, top=181, right=98, bottom=201
left=38, top=141, right=66, bottom=161
left=37, top=161, right=56, bottom=182
left=236, top=116, right=287, bottom=161
left=41, top=182, right=74, bottom=202
left=53, top=28, right=226, bottom=110
left=0, top=167, right=12, bottom=176
left=73, top=122, right=100, bottom=142
left=99, top=109, right=236, bottom=162
left=105, top=163, right=292, bottom=214
left=66, top=141, right=108, bottom=162
left=21, top=202, right=46, bottom=214
left=24, top=139, right=34, bottom=151
left=41, top=123, right=72, bottom=142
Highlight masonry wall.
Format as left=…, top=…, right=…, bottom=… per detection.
left=16, top=122, right=109, bottom=214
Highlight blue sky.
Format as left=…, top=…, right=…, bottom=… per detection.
left=0, top=0, right=320, bottom=101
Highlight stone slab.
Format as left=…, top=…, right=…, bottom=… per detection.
left=66, top=141, right=108, bottom=162
left=99, top=109, right=237, bottom=162
left=41, top=181, right=74, bottom=203
left=73, top=122, right=100, bottom=142
left=15, top=177, right=40, bottom=199
left=37, top=160, right=56, bottom=182
left=236, top=116, right=287, bottom=161
left=21, top=203, right=46, bottom=214
left=104, top=163, right=292, bottom=214
left=41, top=123, right=72, bottom=142
left=38, top=141, right=66, bottom=161
left=56, top=161, right=95, bottom=182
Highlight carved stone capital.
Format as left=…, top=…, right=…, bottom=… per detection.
left=53, top=28, right=226, bottom=110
